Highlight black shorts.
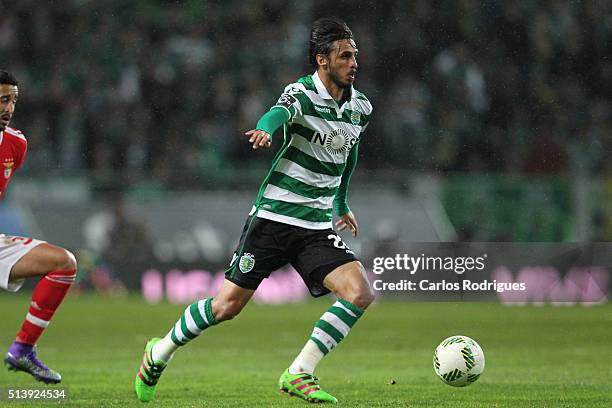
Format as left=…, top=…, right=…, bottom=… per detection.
left=225, top=216, right=358, bottom=297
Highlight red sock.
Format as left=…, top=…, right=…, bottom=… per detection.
left=16, top=268, right=77, bottom=345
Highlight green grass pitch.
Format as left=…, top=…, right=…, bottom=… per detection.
left=0, top=295, right=610, bottom=407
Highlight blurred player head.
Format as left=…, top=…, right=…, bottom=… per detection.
left=0, top=70, right=19, bottom=131
left=309, top=17, right=358, bottom=91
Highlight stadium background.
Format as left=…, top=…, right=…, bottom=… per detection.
left=0, top=2, right=611, bottom=407
left=1, top=0, right=611, bottom=298
left=1, top=0, right=611, bottom=296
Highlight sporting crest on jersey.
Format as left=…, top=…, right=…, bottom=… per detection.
left=350, top=110, right=361, bottom=125
left=239, top=252, right=255, bottom=273
left=3, top=158, right=14, bottom=179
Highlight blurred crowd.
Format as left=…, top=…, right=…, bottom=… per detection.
left=2, top=0, right=611, bottom=189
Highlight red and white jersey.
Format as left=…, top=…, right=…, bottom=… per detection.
left=0, top=127, right=27, bottom=198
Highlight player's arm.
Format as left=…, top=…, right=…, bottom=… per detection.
left=245, top=107, right=290, bottom=149
left=334, top=144, right=359, bottom=237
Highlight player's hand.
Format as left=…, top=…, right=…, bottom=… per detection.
left=336, top=211, right=359, bottom=237
left=245, top=129, right=272, bottom=149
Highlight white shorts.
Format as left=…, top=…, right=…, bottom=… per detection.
left=0, top=234, right=45, bottom=292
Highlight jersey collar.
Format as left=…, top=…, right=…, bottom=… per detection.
left=312, top=71, right=356, bottom=101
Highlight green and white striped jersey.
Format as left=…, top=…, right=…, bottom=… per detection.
left=252, top=71, right=373, bottom=230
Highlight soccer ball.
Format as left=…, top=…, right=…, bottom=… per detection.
left=433, top=335, right=485, bottom=387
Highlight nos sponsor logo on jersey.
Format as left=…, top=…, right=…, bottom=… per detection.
left=312, top=129, right=358, bottom=155
left=239, top=252, right=255, bottom=273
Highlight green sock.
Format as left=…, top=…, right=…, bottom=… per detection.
left=289, top=299, right=364, bottom=374
left=170, top=297, right=218, bottom=346
left=152, top=297, right=218, bottom=362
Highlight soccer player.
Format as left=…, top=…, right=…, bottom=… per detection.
left=135, top=17, right=373, bottom=404
left=0, top=70, right=77, bottom=384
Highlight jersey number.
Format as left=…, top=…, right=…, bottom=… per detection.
left=327, top=234, right=354, bottom=254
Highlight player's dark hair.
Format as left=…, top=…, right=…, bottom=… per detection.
left=309, top=17, right=354, bottom=68
left=0, top=70, right=18, bottom=86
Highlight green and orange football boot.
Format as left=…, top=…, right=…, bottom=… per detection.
left=278, top=369, right=338, bottom=404
left=134, top=338, right=167, bottom=402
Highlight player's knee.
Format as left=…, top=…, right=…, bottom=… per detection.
left=338, top=279, right=375, bottom=310
left=55, top=248, right=77, bottom=272
left=39, top=247, right=77, bottom=276
left=333, top=265, right=374, bottom=310
left=346, top=287, right=375, bottom=310
left=212, top=298, right=245, bottom=322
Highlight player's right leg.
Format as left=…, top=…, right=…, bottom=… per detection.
left=2, top=237, right=77, bottom=384
left=134, top=280, right=254, bottom=402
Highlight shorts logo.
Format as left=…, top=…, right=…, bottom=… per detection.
left=239, top=252, right=255, bottom=273
left=350, top=110, right=361, bottom=125
left=229, top=252, right=238, bottom=266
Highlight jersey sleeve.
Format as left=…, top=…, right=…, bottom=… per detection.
left=255, top=107, right=290, bottom=140
left=272, top=84, right=305, bottom=122
left=12, top=132, right=28, bottom=171
left=334, top=143, right=359, bottom=216
left=360, top=119, right=370, bottom=133
left=355, top=92, right=373, bottom=134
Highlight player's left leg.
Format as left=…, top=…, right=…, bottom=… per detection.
left=279, top=260, right=374, bottom=404
left=135, top=215, right=286, bottom=402
left=135, top=280, right=256, bottom=402
left=3, top=242, right=77, bottom=384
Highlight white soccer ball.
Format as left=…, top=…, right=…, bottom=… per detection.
left=433, top=335, right=485, bottom=387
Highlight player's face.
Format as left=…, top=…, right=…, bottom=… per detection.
left=325, top=39, right=358, bottom=90
left=0, top=84, right=18, bottom=131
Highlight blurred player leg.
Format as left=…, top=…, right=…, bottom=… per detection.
left=3, top=241, right=77, bottom=384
